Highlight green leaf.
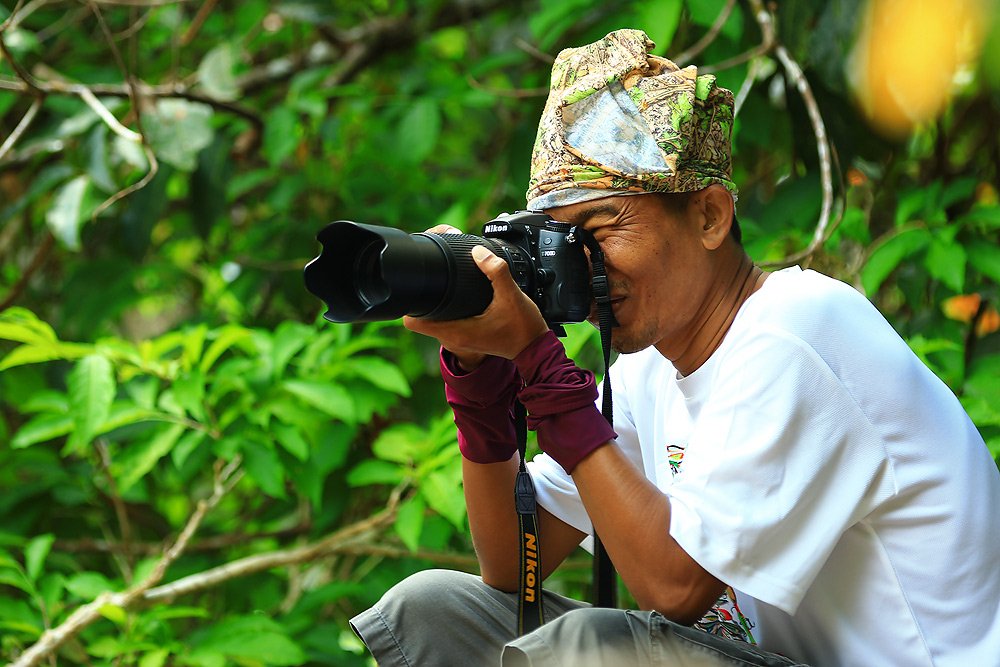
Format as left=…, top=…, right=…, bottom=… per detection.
left=144, top=99, right=215, bottom=171
left=395, top=495, right=425, bottom=552
left=242, top=439, right=287, bottom=498
left=372, top=424, right=428, bottom=464
left=190, top=615, right=306, bottom=666
left=24, top=534, right=54, bottom=583
left=273, top=423, right=309, bottom=461
left=65, top=571, right=114, bottom=599
left=97, top=401, right=169, bottom=436
left=116, top=424, right=186, bottom=492
left=182, top=324, right=209, bottom=370
left=0, top=308, right=57, bottom=345
left=968, top=243, right=1000, bottom=286
left=197, top=43, right=240, bottom=102
left=200, top=326, right=254, bottom=372
left=263, top=106, right=300, bottom=166
left=45, top=175, right=91, bottom=251
left=283, top=379, right=354, bottom=421
left=0, top=570, right=34, bottom=595
left=66, top=354, right=116, bottom=454
left=19, top=390, right=68, bottom=414
left=86, top=123, right=117, bottom=193
left=894, top=188, right=928, bottom=226
left=421, top=470, right=466, bottom=530
left=172, top=369, right=206, bottom=420
left=271, top=321, right=312, bottom=379
left=99, top=603, right=127, bottom=625
left=631, top=0, right=684, bottom=54
left=960, top=204, right=1000, bottom=231
left=965, top=354, right=1000, bottom=402
left=12, top=413, right=74, bottom=449
left=346, top=460, right=404, bottom=487
left=172, top=430, right=207, bottom=469
left=139, top=649, right=170, bottom=667
left=0, top=340, right=93, bottom=371
left=860, top=227, right=932, bottom=295
left=924, top=237, right=966, bottom=292
left=529, top=0, right=597, bottom=48
left=345, top=356, right=411, bottom=396
left=397, top=99, right=440, bottom=164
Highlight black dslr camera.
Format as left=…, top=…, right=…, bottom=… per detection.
left=304, top=211, right=592, bottom=324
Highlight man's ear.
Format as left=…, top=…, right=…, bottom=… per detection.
left=693, top=184, right=735, bottom=250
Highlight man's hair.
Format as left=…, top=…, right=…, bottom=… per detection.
left=654, top=192, right=743, bottom=245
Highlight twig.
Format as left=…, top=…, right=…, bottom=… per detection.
left=0, top=30, right=43, bottom=94
left=513, top=37, right=554, bottom=64
left=764, top=43, right=836, bottom=267
left=0, top=77, right=262, bottom=129
left=54, top=523, right=315, bottom=554
left=143, top=484, right=407, bottom=602
left=113, top=6, right=152, bottom=41
left=91, top=143, right=159, bottom=219
left=0, top=0, right=48, bottom=32
left=674, top=0, right=737, bottom=66
left=0, top=95, right=44, bottom=162
left=77, top=86, right=143, bottom=142
left=700, top=0, right=775, bottom=75
left=9, top=458, right=242, bottom=667
left=716, top=0, right=837, bottom=268
left=733, top=57, right=763, bottom=116
left=83, top=0, right=162, bottom=218
left=95, top=440, right=135, bottom=582
left=0, top=232, right=54, bottom=313
left=465, top=75, right=548, bottom=99
left=180, top=0, right=218, bottom=46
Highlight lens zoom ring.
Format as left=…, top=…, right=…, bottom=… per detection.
left=422, top=234, right=498, bottom=321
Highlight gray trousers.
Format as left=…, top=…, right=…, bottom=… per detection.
left=350, top=569, right=806, bottom=666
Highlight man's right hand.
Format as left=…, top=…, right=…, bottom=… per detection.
left=403, top=225, right=549, bottom=368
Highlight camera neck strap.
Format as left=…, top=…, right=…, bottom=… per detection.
left=576, top=227, right=618, bottom=610
left=512, top=227, right=619, bottom=638
left=514, top=399, right=543, bottom=635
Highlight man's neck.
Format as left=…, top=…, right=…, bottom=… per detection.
left=658, top=252, right=766, bottom=376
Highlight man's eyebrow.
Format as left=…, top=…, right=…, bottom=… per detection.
left=559, top=202, right=621, bottom=225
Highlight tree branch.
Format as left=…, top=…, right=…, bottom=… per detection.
left=0, top=77, right=262, bottom=130
left=674, top=0, right=737, bottom=66
left=712, top=0, right=839, bottom=269
left=143, top=484, right=406, bottom=603
left=700, top=0, right=775, bottom=75
left=0, top=0, right=43, bottom=32
left=9, top=458, right=243, bottom=667
left=765, top=42, right=838, bottom=267
left=0, top=95, right=44, bottom=162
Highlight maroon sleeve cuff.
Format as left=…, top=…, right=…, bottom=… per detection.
left=512, top=331, right=616, bottom=474
left=441, top=350, right=519, bottom=406
left=440, top=349, right=520, bottom=464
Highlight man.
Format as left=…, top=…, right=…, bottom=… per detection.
left=350, top=29, right=1000, bottom=666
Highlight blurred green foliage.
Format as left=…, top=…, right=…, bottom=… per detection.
left=1, top=0, right=998, bottom=664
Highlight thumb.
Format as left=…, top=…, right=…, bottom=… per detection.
left=471, top=245, right=512, bottom=285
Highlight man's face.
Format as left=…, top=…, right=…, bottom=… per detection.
left=545, top=193, right=713, bottom=355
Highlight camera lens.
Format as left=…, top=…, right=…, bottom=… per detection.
left=355, top=242, right=390, bottom=308
left=304, top=221, right=496, bottom=323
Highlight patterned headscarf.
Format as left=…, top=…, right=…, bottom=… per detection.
left=526, top=29, right=738, bottom=211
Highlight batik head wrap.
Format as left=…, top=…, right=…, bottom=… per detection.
left=526, top=29, right=738, bottom=211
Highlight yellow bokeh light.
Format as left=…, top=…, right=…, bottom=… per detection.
left=848, top=0, right=990, bottom=137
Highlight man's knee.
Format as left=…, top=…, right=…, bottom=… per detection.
left=372, top=569, right=475, bottom=620
left=353, top=569, right=518, bottom=666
